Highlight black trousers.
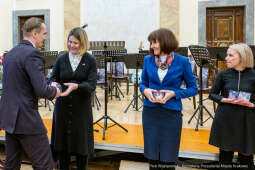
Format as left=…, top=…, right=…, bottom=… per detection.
left=149, top=159, right=176, bottom=170
left=4, top=132, right=54, bottom=170
left=59, top=152, right=87, bottom=170
left=219, top=149, right=255, bottom=170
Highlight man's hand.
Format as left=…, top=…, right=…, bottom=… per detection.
left=51, top=82, right=61, bottom=99
left=61, top=83, right=78, bottom=96
left=50, top=82, right=59, bottom=87
left=54, top=87, right=61, bottom=99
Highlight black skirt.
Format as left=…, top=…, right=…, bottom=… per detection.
left=142, top=106, right=182, bottom=162
left=209, top=103, right=255, bottom=154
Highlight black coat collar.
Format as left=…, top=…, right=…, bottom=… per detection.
left=19, top=40, right=35, bottom=48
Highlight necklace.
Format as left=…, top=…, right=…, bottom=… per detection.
left=155, top=54, right=174, bottom=70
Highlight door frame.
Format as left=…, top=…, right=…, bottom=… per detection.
left=198, top=0, right=254, bottom=46
left=13, top=9, right=50, bottom=50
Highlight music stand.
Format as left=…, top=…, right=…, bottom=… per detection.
left=207, top=47, right=228, bottom=73
left=174, top=47, right=188, bottom=56
left=90, top=41, right=128, bottom=140
left=187, top=45, right=214, bottom=131
left=124, top=53, right=145, bottom=113
left=139, top=50, right=149, bottom=55
left=93, top=49, right=127, bottom=100
left=41, top=51, right=58, bottom=111
left=92, top=55, right=106, bottom=110
left=108, top=49, right=127, bottom=100
left=42, top=51, right=58, bottom=70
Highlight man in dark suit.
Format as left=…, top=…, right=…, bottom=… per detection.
left=0, top=17, right=61, bottom=170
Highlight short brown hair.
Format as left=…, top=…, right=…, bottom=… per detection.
left=148, top=28, right=178, bottom=55
left=67, top=27, right=89, bottom=56
left=22, top=17, right=44, bottom=37
left=229, top=43, right=254, bottom=68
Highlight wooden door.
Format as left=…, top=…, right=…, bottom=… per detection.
left=206, top=7, right=244, bottom=47
left=19, top=15, right=45, bottom=50
left=206, top=7, right=244, bottom=72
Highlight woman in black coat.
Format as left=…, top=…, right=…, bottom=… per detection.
left=209, top=43, right=255, bottom=170
left=50, top=27, right=97, bottom=170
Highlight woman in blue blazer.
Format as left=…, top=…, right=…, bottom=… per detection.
left=140, top=28, right=197, bottom=170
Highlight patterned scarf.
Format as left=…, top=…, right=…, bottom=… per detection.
left=155, top=54, right=174, bottom=70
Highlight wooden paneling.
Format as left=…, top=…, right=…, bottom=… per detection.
left=206, top=7, right=244, bottom=47
left=206, top=7, right=244, bottom=71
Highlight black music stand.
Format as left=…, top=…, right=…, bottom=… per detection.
left=174, top=47, right=188, bottom=56
left=187, top=45, right=214, bottom=131
left=92, top=55, right=106, bottom=111
left=207, top=47, right=228, bottom=73
left=90, top=41, right=128, bottom=140
left=108, top=49, right=127, bottom=100
left=124, top=53, right=145, bottom=113
left=41, top=51, right=58, bottom=111
left=139, top=50, right=149, bottom=55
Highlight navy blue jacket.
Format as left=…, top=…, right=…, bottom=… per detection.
left=140, top=54, right=198, bottom=111
left=0, top=40, right=56, bottom=134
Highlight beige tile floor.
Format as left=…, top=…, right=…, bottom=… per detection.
left=91, top=85, right=214, bottom=130
left=1, top=84, right=213, bottom=169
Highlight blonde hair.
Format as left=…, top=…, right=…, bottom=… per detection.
left=67, top=27, right=90, bottom=56
left=229, top=43, right=254, bottom=68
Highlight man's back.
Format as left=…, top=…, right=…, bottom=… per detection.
left=0, top=40, right=56, bottom=134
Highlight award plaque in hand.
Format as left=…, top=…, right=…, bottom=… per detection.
left=57, top=84, right=62, bottom=93
left=152, top=91, right=165, bottom=103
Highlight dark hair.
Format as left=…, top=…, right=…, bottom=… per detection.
left=148, top=28, right=178, bottom=55
left=22, top=17, right=44, bottom=37
left=67, top=27, right=89, bottom=56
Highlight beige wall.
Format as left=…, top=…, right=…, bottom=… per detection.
left=16, top=0, right=64, bottom=51
left=64, top=0, right=80, bottom=50
left=159, top=0, right=198, bottom=46
left=0, top=1, right=13, bottom=54
left=160, top=0, right=179, bottom=40
left=0, top=0, right=64, bottom=53
left=179, top=0, right=198, bottom=46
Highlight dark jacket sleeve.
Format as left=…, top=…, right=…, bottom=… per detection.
left=24, top=50, right=57, bottom=100
left=78, top=55, right=97, bottom=93
left=140, top=56, right=149, bottom=93
left=174, top=57, right=198, bottom=99
left=209, top=71, right=224, bottom=103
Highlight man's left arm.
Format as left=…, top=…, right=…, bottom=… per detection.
left=24, top=50, right=57, bottom=100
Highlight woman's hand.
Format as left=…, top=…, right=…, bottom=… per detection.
left=232, top=98, right=255, bottom=108
left=143, top=88, right=158, bottom=103
left=221, top=98, right=236, bottom=104
left=61, top=83, right=78, bottom=96
left=159, top=90, right=175, bottom=104
left=221, top=98, right=255, bottom=108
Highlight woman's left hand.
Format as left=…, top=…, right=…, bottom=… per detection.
left=232, top=98, right=255, bottom=108
left=159, top=90, right=175, bottom=104
left=61, top=83, right=78, bottom=96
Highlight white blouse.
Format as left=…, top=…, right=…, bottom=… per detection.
left=157, top=56, right=168, bottom=83
left=69, top=52, right=82, bottom=72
